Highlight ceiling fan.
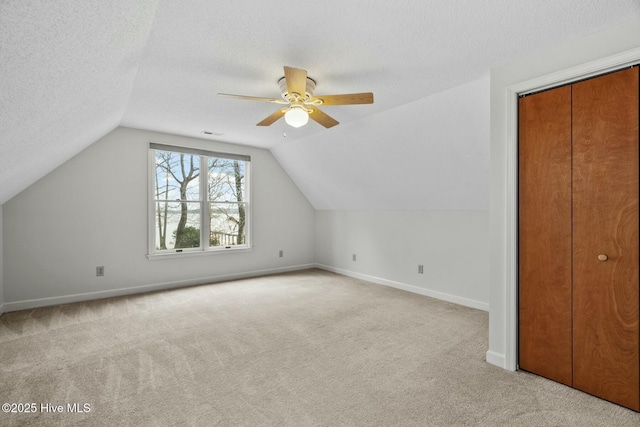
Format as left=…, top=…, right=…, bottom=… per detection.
left=217, top=66, right=374, bottom=129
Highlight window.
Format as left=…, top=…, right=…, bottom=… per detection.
left=148, top=143, right=250, bottom=256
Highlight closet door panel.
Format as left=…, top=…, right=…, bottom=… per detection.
left=518, top=86, right=573, bottom=386
left=572, top=67, right=639, bottom=410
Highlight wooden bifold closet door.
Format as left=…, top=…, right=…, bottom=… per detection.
left=519, top=66, right=639, bottom=411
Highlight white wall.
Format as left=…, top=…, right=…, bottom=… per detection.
left=488, top=18, right=640, bottom=370
left=2, top=127, right=315, bottom=310
left=306, top=77, right=491, bottom=311
left=0, top=205, right=4, bottom=315
left=316, top=210, right=489, bottom=310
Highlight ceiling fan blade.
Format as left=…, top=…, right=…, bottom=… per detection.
left=257, top=108, right=287, bottom=126
left=217, top=93, right=286, bottom=104
left=309, top=92, right=374, bottom=106
left=284, top=66, right=307, bottom=97
left=309, top=107, right=339, bottom=128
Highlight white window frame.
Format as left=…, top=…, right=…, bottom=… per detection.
left=147, top=143, right=251, bottom=260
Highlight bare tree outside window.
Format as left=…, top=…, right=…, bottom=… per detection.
left=154, top=151, right=201, bottom=249
left=208, top=158, right=245, bottom=246
left=152, top=146, right=249, bottom=253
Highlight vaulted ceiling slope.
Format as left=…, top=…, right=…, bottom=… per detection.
left=0, top=0, right=160, bottom=205
left=1, top=1, right=639, bottom=206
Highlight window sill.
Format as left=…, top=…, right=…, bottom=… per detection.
left=146, top=246, right=253, bottom=261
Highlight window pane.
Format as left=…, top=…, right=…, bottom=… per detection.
left=155, top=151, right=200, bottom=201
left=208, top=158, right=245, bottom=203
left=149, top=145, right=250, bottom=256
left=155, top=201, right=201, bottom=250
left=209, top=203, right=247, bottom=246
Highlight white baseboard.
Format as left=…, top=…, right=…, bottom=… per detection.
left=3, top=263, right=490, bottom=315
left=2, top=264, right=316, bottom=313
left=314, top=264, right=489, bottom=312
left=485, top=350, right=508, bottom=369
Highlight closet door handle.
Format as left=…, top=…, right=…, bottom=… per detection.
left=597, top=254, right=608, bottom=262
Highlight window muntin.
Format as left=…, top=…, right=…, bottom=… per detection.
left=150, top=143, right=250, bottom=255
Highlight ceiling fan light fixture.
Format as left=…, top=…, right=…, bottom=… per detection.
left=218, top=66, right=373, bottom=128
left=284, top=107, right=309, bottom=128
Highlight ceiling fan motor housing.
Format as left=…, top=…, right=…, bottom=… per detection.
left=278, top=76, right=317, bottom=103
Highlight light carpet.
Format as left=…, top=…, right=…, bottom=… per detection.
left=1, top=269, right=639, bottom=426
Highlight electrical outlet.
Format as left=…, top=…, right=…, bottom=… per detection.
left=96, top=266, right=105, bottom=277
left=418, top=264, right=424, bottom=274
left=352, top=254, right=357, bottom=261
left=279, top=250, right=283, bottom=258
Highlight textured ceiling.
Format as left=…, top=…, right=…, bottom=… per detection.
left=1, top=0, right=639, bottom=205
left=0, top=0, right=159, bottom=205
